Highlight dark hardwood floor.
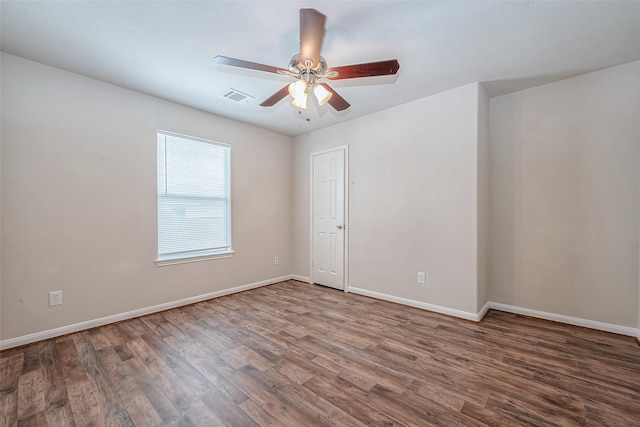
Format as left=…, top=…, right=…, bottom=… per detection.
left=2, top=280, right=639, bottom=426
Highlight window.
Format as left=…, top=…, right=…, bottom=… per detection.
left=156, top=131, right=231, bottom=265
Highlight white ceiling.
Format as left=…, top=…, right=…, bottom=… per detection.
left=2, top=1, right=640, bottom=136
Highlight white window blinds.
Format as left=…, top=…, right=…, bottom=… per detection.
left=157, top=131, right=231, bottom=261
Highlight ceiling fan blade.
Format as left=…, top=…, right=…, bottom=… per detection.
left=260, top=85, right=290, bottom=107
left=300, top=9, right=326, bottom=68
left=214, top=55, right=290, bottom=75
left=325, top=59, right=400, bottom=80
left=318, top=83, right=350, bottom=111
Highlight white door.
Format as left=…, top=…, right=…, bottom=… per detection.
left=311, top=148, right=345, bottom=290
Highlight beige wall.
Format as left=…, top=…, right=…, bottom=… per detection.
left=0, top=71, right=2, bottom=333
left=292, top=83, right=484, bottom=314
left=0, top=53, right=293, bottom=341
left=476, top=83, right=490, bottom=312
left=3, top=51, right=638, bottom=343
left=489, top=61, right=640, bottom=328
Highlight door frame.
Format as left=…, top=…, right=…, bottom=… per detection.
left=309, top=145, right=349, bottom=291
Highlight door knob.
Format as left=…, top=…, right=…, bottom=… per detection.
left=336, top=225, right=343, bottom=229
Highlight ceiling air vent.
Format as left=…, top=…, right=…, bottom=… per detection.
left=220, top=88, right=254, bottom=104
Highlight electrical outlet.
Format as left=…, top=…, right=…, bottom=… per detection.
left=274, top=256, right=279, bottom=265
left=49, top=291, right=62, bottom=306
left=417, top=272, right=426, bottom=284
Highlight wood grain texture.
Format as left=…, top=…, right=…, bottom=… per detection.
left=1, top=280, right=639, bottom=426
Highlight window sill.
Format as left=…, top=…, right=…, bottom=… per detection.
left=156, top=250, right=234, bottom=266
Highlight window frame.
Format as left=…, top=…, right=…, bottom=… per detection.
left=155, top=130, right=233, bottom=266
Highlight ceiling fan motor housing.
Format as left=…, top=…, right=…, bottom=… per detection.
left=289, top=54, right=327, bottom=83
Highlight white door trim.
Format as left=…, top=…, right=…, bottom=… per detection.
left=309, top=145, right=349, bottom=291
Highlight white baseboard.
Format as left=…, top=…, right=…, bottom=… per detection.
left=477, top=301, right=491, bottom=321
left=345, top=288, right=640, bottom=339
left=5, top=278, right=637, bottom=350
left=0, top=275, right=294, bottom=351
left=348, top=287, right=482, bottom=321
left=289, top=275, right=311, bottom=283
left=488, top=302, right=639, bottom=338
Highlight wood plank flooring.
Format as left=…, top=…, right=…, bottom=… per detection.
left=2, top=280, right=639, bottom=426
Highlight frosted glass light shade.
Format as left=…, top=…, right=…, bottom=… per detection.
left=313, top=84, right=332, bottom=105
left=289, top=80, right=308, bottom=109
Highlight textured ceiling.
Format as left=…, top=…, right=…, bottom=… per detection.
left=2, top=1, right=640, bottom=136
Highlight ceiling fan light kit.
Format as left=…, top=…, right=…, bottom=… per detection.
left=214, top=8, right=400, bottom=112
left=288, top=80, right=308, bottom=109
left=286, top=59, right=333, bottom=110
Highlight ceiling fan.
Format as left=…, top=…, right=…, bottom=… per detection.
left=214, top=8, right=400, bottom=111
